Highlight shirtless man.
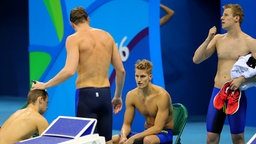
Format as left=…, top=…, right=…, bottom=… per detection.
left=112, top=59, right=173, bottom=144
left=193, top=4, right=256, bottom=144
left=0, top=89, right=49, bottom=144
left=31, top=7, right=125, bottom=143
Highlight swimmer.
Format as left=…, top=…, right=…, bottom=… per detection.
left=0, top=89, right=49, bottom=144
left=193, top=4, right=256, bottom=144
left=112, top=59, right=174, bottom=144
left=31, top=6, right=125, bottom=144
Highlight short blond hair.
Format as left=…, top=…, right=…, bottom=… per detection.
left=135, top=59, right=153, bottom=74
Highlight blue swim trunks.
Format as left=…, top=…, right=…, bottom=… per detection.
left=206, top=87, right=247, bottom=134
left=127, top=129, right=173, bottom=143
left=75, top=87, right=112, bottom=141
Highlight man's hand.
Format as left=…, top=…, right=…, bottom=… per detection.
left=230, top=77, right=245, bottom=90
left=112, top=96, right=122, bottom=114
left=208, top=26, right=217, bottom=40
left=31, top=81, right=46, bottom=90
left=123, top=137, right=135, bottom=144
left=119, top=137, right=127, bottom=144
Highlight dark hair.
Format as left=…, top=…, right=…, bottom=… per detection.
left=27, top=89, right=48, bottom=104
left=70, top=7, right=88, bottom=25
left=135, top=59, right=153, bottom=74
left=223, top=4, right=244, bottom=24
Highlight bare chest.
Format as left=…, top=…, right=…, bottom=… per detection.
left=135, top=96, right=158, bottom=117
left=217, top=38, right=250, bottom=60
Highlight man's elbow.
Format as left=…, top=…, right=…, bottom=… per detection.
left=122, top=69, right=126, bottom=76
left=192, top=57, right=200, bottom=64
left=170, top=10, right=175, bottom=16
left=66, top=69, right=76, bottom=77
left=153, top=126, right=164, bottom=134
left=192, top=54, right=205, bottom=64
left=117, top=68, right=126, bottom=76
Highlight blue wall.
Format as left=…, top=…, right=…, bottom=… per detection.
left=161, top=0, right=220, bottom=116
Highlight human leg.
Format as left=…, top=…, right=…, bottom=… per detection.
left=231, top=133, right=244, bottom=144
left=93, top=87, right=112, bottom=142
left=143, top=135, right=160, bottom=144
left=112, top=132, right=137, bottom=144
left=76, top=87, right=112, bottom=142
left=143, top=129, right=172, bottom=144
left=206, top=88, right=226, bottom=144
left=228, top=91, right=247, bottom=144
left=112, top=135, right=120, bottom=144
left=207, top=132, right=220, bottom=144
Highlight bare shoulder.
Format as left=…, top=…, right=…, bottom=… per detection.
left=92, top=28, right=109, bottom=34
left=33, top=114, right=48, bottom=134
left=5, top=109, right=24, bottom=121
left=153, top=85, right=172, bottom=106
left=125, top=89, right=139, bottom=103
left=245, top=34, right=256, bottom=42
left=126, top=89, right=137, bottom=98
left=1, top=110, right=22, bottom=126
left=66, top=33, right=78, bottom=43
left=92, top=28, right=113, bottom=39
left=208, top=34, right=224, bottom=48
left=245, top=35, right=256, bottom=52
left=214, top=33, right=225, bottom=40
left=154, top=85, right=170, bottom=95
left=92, top=28, right=104, bottom=32
left=36, top=114, right=48, bottom=124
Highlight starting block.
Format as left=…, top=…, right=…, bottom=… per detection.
left=60, top=134, right=105, bottom=144
left=15, top=116, right=105, bottom=144
left=247, top=133, right=256, bottom=144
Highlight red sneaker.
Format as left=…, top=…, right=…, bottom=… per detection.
left=226, top=89, right=241, bottom=115
left=213, top=81, right=232, bottom=110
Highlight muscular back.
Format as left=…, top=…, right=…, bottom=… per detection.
left=70, top=28, right=116, bottom=88
left=214, top=33, right=253, bottom=88
left=0, top=108, right=48, bottom=144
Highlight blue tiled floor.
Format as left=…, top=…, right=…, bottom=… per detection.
left=1, top=96, right=255, bottom=144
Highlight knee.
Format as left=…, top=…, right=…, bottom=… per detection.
left=232, top=134, right=244, bottom=144
left=207, top=137, right=218, bottom=144
left=112, top=135, right=120, bottom=144
left=143, top=136, right=153, bottom=144
left=143, top=137, right=151, bottom=144
left=207, top=132, right=220, bottom=144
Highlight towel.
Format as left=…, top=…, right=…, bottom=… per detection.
left=231, top=54, right=256, bottom=90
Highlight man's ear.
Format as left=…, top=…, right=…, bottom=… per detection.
left=70, top=22, right=75, bottom=28
left=149, top=73, right=153, bottom=80
left=87, top=17, right=90, bottom=23
left=38, top=96, right=43, bottom=104
left=234, top=15, right=240, bottom=23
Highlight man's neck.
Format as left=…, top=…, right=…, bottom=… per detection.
left=140, top=83, right=153, bottom=96
left=226, top=25, right=243, bottom=38
left=75, top=23, right=90, bottom=32
left=27, top=104, right=39, bottom=113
